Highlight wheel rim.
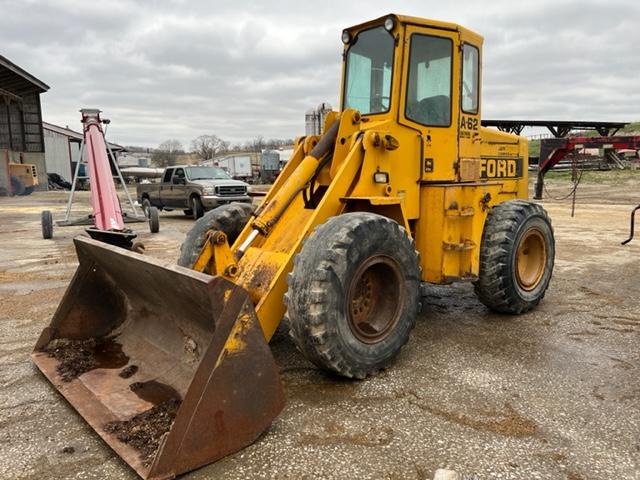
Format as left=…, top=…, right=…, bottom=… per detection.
left=346, top=255, right=404, bottom=344
left=515, top=228, right=547, bottom=291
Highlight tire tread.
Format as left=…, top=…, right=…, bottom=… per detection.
left=286, top=213, right=420, bottom=379
left=474, top=200, right=554, bottom=314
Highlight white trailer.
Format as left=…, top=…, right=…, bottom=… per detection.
left=216, top=155, right=252, bottom=179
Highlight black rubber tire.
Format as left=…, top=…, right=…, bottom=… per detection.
left=41, top=210, right=53, bottom=239
left=474, top=200, right=555, bottom=314
left=191, top=196, right=204, bottom=220
left=177, top=202, right=255, bottom=269
left=20, top=186, right=34, bottom=196
left=10, top=176, right=25, bottom=196
left=148, top=206, right=160, bottom=233
left=285, top=212, right=421, bottom=379
left=183, top=209, right=193, bottom=216
left=141, top=198, right=152, bottom=218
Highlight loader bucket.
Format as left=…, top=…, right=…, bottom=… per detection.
left=32, top=237, right=285, bottom=480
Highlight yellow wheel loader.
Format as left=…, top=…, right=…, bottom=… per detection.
left=32, top=14, right=555, bottom=480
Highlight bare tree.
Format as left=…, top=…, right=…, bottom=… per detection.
left=241, top=137, right=294, bottom=152
left=191, top=135, right=229, bottom=160
left=247, top=136, right=265, bottom=153
left=264, top=138, right=295, bottom=150
left=151, top=139, right=183, bottom=167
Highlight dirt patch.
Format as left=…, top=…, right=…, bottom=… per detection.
left=104, top=399, right=181, bottom=464
left=300, top=421, right=394, bottom=447
left=43, top=339, right=98, bottom=382
left=567, top=470, right=585, bottom=480
left=43, top=337, right=128, bottom=382
left=0, top=269, right=65, bottom=283
left=0, top=285, right=65, bottom=320
left=410, top=397, right=537, bottom=438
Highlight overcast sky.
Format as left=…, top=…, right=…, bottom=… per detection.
left=2, top=0, right=638, bottom=147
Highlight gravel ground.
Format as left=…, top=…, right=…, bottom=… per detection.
left=0, top=180, right=639, bottom=480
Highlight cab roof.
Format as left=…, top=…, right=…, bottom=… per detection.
left=345, top=13, right=483, bottom=44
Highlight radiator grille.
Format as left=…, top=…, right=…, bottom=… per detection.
left=216, top=185, right=247, bottom=196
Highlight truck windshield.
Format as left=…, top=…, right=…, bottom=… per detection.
left=186, top=166, right=230, bottom=180
left=343, top=26, right=394, bottom=115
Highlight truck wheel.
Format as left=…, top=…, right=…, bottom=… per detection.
left=285, top=213, right=420, bottom=379
left=41, top=210, right=53, bottom=239
left=141, top=198, right=152, bottom=218
left=474, top=200, right=555, bottom=314
left=10, top=176, right=25, bottom=196
left=148, top=206, right=160, bottom=233
left=178, top=202, right=255, bottom=270
left=191, top=196, right=204, bottom=220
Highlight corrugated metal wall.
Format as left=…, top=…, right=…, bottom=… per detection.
left=44, top=129, right=73, bottom=179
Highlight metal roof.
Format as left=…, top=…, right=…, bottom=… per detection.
left=482, top=120, right=628, bottom=137
left=43, top=121, right=125, bottom=151
left=0, top=55, right=49, bottom=97
left=345, top=14, right=483, bottom=44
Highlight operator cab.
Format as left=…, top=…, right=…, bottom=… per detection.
left=341, top=14, right=485, bottom=183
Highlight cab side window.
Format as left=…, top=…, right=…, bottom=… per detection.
left=174, top=168, right=185, bottom=180
left=462, top=44, right=479, bottom=114
left=405, top=34, right=452, bottom=127
left=162, top=169, right=173, bottom=183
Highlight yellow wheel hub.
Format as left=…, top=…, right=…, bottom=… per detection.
left=515, top=228, right=547, bottom=291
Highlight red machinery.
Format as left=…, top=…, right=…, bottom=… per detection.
left=41, top=109, right=158, bottom=248
left=532, top=135, right=640, bottom=244
left=533, top=135, right=640, bottom=199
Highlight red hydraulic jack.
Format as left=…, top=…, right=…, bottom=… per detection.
left=41, top=109, right=159, bottom=249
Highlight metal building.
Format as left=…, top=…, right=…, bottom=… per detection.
left=43, top=121, right=125, bottom=182
left=0, top=55, right=49, bottom=194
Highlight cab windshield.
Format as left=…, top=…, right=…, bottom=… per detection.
left=343, top=26, right=394, bottom=115
left=186, top=166, right=230, bottom=180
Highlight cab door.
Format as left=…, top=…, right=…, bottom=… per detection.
left=159, top=167, right=174, bottom=207
left=169, top=167, right=188, bottom=207
left=457, top=38, right=483, bottom=181
left=399, top=25, right=459, bottom=182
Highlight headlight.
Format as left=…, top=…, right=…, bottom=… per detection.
left=384, top=17, right=395, bottom=32
left=374, top=171, right=389, bottom=184
left=202, top=186, right=215, bottom=195
left=341, top=30, right=351, bottom=44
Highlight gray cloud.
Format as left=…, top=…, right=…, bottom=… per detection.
left=1, top=0, right=638, bottom=146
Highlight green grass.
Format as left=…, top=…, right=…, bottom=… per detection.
left=620, top=121, right=640, bottom=134
left=544, top=168, right=640, bottom=184
left=528, top=139, right=541, bottom=157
